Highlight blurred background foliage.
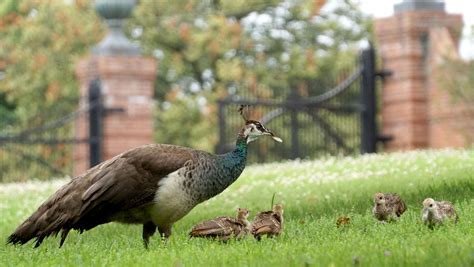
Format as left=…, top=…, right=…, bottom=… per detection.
left=0, top=0, right=372, bottom=152
left=439, top=53, right=474, bottom=143
left=0, top=0, right=102, bottom=131
left=131, top=0, right=371, bottom=151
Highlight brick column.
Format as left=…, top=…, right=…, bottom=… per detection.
left=74, top=57, right=156, bottom=175
left=374, top=0, right=462, bottom=151
left=73, top=1, right=156, bottom=176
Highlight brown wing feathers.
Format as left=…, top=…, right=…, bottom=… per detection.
left=386, top=194, right=407, bottom=217
left=189, top=217, right=235, bottom=238
left=189, top=216, right=245, bottom=241
left=395, top=198, right=407, bottom=217
left=439, top=201, right=459, bottom=222
left=7, top=144, right=194, bottom=247
left=252, top=210, right=283, bottom=239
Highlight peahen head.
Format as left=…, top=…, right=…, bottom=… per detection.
left=238, top=105, right=283, bottom=144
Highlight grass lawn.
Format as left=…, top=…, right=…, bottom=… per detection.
left=0, top=149, right=473, bottom=266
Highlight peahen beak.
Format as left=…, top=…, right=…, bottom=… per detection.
left=267, top=131, right=283, bottom=143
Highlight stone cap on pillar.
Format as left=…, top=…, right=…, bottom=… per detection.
left=394, top=0, right=445, bottom=13
left=93, top=0, right=141, bottom=56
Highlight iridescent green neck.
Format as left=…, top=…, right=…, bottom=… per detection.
left=233, top=134, right=248, bottom=157
left=220, top=134, right=248, bottom=174
left=195, top=134, right=248, bottom=201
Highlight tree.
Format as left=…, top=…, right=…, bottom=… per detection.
left=0, top=0, right=102, bottom=129
left=0, top=0, right=102, bottom=182
left=131, top=0, right=370, bottom=151
left=435, top=25, right=474, bottom=144
left=0, top=0, right=371, bottom=154
left=438, top=58, right=474, bottom=144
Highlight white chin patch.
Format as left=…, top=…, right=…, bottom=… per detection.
left=247, top=135, right=259, bottom=143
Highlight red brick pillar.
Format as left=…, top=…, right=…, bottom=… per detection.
left=74, top=57, right=156, bottom=175
left=73, top=1, right=156, bottom=176
left=374, top=0, right=462, bottom=151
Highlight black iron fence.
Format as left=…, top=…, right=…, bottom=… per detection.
left=216, top=46, right=390, bottom=163
left=0, top=80, right=103, bottom=182
left=0, top=47, right=390, bottom=180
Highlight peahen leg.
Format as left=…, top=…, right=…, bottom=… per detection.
left=142, top=222, right=157, bottom=249
left=158, top=224, right=172, bottom=242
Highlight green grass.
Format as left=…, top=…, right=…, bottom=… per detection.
left=1, top=149, right=473, bottom=267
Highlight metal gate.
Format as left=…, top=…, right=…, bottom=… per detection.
left=0, top=80, right=103, bottom=182
left=216, top=46, right=390, bottom=163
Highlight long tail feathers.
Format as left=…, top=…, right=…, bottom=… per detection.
left=6, top=209, right=73, bottom=248
left=7, top=220, right=38, bottom=246
left=59, top=228, right=71, bottom=248
left=7, top=224, right=60, bottom=248
left=34, top=236, right=46, bottom=248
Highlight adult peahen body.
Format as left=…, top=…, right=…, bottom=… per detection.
left=7, top=106, right=282, bottom=248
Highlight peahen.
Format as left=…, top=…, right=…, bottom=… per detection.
left=7, top=105, right=282, bottom=248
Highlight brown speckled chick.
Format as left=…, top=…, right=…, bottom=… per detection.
left=189, top=208, right=251, bottom=241
left=372, top=193, right=407, bottom=222
left=251, top=204, right=284, bottom=240
left=336, top=216, right=351, bottom=228
left=422, top=198, right=458, bottom=228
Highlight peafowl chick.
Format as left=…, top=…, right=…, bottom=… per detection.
left=372, top=193, right=407, bottom=222
left=336, top=216, right=351, bottom=228
left=422, top=198, right=458, bottom=228
left=251, top=204, right=284, bottom=240
left=7, top=105, right=282, bottom=248
left=189, top=208, right=251, bottom=241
